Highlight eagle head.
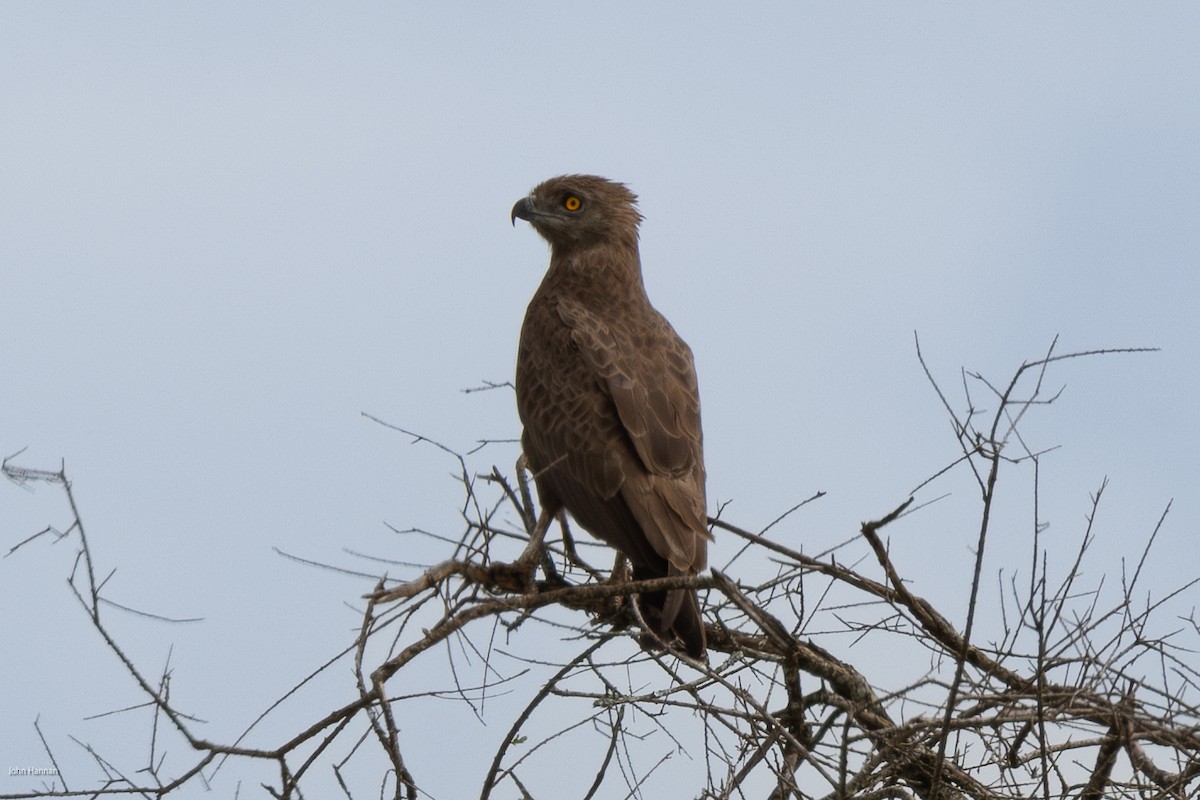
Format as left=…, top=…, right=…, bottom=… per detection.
left=511, top=174, right=643, bottom=250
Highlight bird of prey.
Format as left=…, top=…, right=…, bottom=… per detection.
left=511, top=174, right=710, bottom=658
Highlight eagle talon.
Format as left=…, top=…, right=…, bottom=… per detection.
left=487, top=559, right=536, bottom=594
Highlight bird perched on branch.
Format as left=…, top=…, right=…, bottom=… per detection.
left=511, top=175, right=710, bottom=658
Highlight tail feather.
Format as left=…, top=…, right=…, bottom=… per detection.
left=634, top=574, right=706, bottom=659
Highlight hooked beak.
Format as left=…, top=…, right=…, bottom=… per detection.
left=511, top=196, right=534, bottom=226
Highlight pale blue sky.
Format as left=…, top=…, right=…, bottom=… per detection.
left=3, top=5, right=1198, bottom=797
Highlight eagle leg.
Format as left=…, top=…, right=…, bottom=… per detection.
left=487, top=506, right=555, bottom=593
left=511, top=505, right=555, bottom=582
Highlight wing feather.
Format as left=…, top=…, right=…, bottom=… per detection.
left=555, top=298, right=709, bottom=573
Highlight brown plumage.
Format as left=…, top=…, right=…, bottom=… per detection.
left=511, top=175, right=710, bottom=658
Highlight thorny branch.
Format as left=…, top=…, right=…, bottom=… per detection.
left=4, top=343, right=1196, bottom=800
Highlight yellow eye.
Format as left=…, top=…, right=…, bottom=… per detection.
left=563, top=195, right=582, bottom=212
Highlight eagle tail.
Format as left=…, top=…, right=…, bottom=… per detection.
left=667, top=588, right=707, bottom=660
left=634, top=567, right=706, bottom=660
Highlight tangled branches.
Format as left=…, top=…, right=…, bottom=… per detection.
left=4, top=341, right=1196, bottom=799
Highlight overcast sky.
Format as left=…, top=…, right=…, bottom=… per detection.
left=3, top=5, right=1198, bottom=798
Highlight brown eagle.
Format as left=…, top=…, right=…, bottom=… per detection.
left=511, top=174, right=710, bottom=658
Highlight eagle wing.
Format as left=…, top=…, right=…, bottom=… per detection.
left=555, top=297, right=709, bottom=574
